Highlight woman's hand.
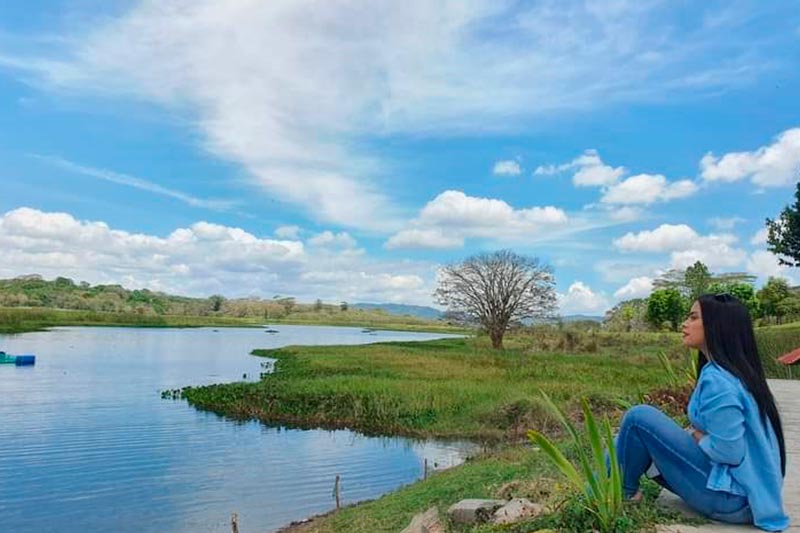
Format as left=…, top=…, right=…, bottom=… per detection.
left=685, top=425, right=705, bottom=443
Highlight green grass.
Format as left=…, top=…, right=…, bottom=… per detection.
left=285, top=447, right=690, bottom=533
left=180, top=326, right=800, bottom=531
left=183, top=336, right=679, bottom=442
left=0, top=306, right=464, bottom=335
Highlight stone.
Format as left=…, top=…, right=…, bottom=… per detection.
left=492, top=498, right=544, bottom=524
left=447, top=499, right=507, bottom=525
left=401, top=506, right=444, bottom=533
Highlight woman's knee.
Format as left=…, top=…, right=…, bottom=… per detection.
left=621, top=404, right=663, bottom=429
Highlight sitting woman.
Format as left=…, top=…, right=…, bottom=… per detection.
left=616, top=293, right=789, bottom=531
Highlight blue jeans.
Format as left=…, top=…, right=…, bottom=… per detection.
left=616, top=404, right=752, bottom=524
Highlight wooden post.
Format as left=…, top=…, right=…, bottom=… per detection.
left=334, top=475, right=341, bottom=510
left=231, top=512, right=239, bottom=533
left=423, top=458, right=428, bottom=480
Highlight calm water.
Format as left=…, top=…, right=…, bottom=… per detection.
left=0, top=325, right=472, bottom=532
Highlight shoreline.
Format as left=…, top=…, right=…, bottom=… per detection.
left=0, top=307, right=468, bottom=336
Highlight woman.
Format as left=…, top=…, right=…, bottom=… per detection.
left=616, top=293, right=789, bottom=531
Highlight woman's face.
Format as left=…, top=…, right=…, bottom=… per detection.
left=682, top=301, right=705, bottom=349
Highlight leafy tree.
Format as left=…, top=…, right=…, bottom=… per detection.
left=340, top=301, right=349, bottom=312
left=707, top=282, right=760, bottom=317
left=646, top=289, right=687, bottom=331
left=757, top=277, right=791, bottom=321
left=651, top=269, right=686, bottom=294
left=603, top=298, right=647, bottom=332
left=684, top=261, right=712, bottom=300
left=314, top=298, right=324, bottom=312
left=209, top=294, right=225, bottom=312
left=435, top=250, right=556, bottom=349
left=776, top=295, right=800, bottom=320
left=653, top=262, right=754, bottom=298
left=766, top=180, right=800, bottom=267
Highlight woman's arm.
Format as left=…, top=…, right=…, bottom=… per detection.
left=695, top=377, right=746, bottom=465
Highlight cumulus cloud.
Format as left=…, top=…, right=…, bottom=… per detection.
left=308, top=231, right=358, bottom=249
left=613, top=276, right=654, bottom=299
left=384, top=229, right=463, bottom=250
left=601, top=174, right=698, bottom=205
left=535, top=150, right=697, bottom=207
left=558, top=281, right=610, bottom=315
left=2, top=1, right=778, bottom=229
left=613, top=224, right=701, bottom=252
left=535, top=149, right=624, bottom=187
left=492, top=159, right=522, bottom=176
left=745, top=250, right=797, bottom=284
left=613, top=223, right=746, bottom=270
left=707, top=216, right=745, bottom=231
left=700, top=128, right=800, bottom=187
left=0, top=207, right=436, bottom=304
left=750, top=227, right=769, bottom=245
left=385, top=190, right=568, bottom=249
left=275, top=225, right=301, bottom=239
left=607, top=206, right=643, bottom=222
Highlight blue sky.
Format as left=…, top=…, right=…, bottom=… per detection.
left=1, top=1, right=799, bottom=313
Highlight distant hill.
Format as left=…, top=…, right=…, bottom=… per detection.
left=352, top=303, right=443, bottom=319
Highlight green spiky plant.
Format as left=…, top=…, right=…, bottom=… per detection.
left=528, top=392, right=624, bottom=533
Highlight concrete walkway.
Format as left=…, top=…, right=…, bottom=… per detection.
left=657, top=379, right=800, bottom=532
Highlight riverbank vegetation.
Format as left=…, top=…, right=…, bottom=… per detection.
left=0, top=306, right=463, bottom=335
left=182, top=325, right=798, bottom=532
left=182, top=325, right=797, bottom=443
left=0, top=275, right=457, bottom=334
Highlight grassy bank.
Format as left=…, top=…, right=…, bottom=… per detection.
left=182, top=335, right=682, bottom=442
left=281, top=447, right=686, bottom=533
left=0, top=306, right=464, bottom=335
left=180, top=326, right=799, bottom=531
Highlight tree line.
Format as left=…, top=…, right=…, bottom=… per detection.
left=0, top=275, right=353, bottom=320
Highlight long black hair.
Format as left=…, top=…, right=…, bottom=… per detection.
left=696, top=293, right=786, bottom=476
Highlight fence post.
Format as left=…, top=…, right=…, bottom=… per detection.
left=231, top=512, right=239, bottom=533
left=423, top=458, right=428, bottom=480
left=334, top=475, right=341, bottom=510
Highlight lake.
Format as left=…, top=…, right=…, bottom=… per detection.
left=0, top=325, right=473, bottom=532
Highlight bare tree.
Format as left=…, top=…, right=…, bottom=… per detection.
left=435, top=250, right=557, bottom=349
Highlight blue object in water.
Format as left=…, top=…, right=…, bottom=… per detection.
left=0, top=352, right=36, bottom=365
left=15, top=355, right=35, bottom=366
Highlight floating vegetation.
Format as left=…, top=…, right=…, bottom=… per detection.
left=160, top=387, right=189, bottom=400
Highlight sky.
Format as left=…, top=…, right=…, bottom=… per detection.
left=1, top=0, right=799, bottom=314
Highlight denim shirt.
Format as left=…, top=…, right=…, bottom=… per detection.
left=687, top=361, right=790, bottom=531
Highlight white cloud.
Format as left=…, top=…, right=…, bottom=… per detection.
left=492, top=159, right=522, bottom=176
left=308, top=231, right=357, bottom=249
left=384, top=229, right=463, bottom=250
left=275, top=225, right=301, bottom=239
left=601, top=174, right=698, bottom=205
left=746, top=250, right=789, bottom=281
left=613, top=223, right=746, bottom=271
left=613, top=224, right=700, bottom=252
left=2, top=1, right=775, bottom=230
left=750, top=227, right=769, bottom=245
left=607, top=206, right=643, bottom=222
left=0, top=207, right=437, bottom=304
left=669, top=245, right=746, bottom=270
left=558, top=281, right=610, bottom=315
left=386, top=190, right=568, bottom=249
left=700, top=128, right=800, bottom=187
left=708, top=216, right=745, bottom=231
left=535, top=149, right=624, bottom=187
left=614, top=276, right=653, bottom=299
